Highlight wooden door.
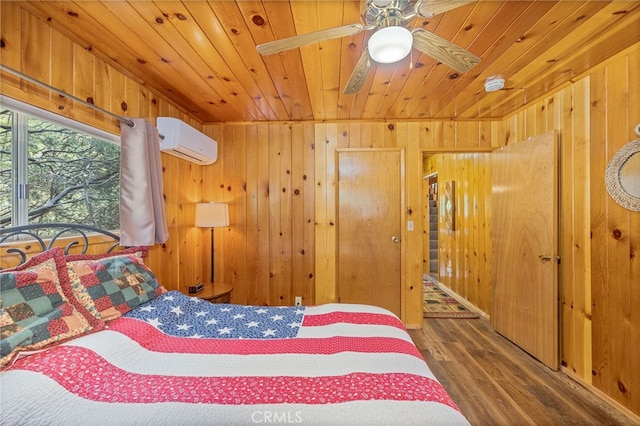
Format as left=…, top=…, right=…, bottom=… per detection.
left=492, top=131, right=559, bottom=369
left=337, top=149, right=402, bottom=317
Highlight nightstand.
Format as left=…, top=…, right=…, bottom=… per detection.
left=197, top=282, right=233, bottom=304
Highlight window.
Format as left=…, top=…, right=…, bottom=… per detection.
left=0, top=99, right=120, bottom=231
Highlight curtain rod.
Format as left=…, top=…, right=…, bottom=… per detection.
left=0, top=63, right=135, bottom=128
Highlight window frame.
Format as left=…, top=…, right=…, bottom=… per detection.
left=1, top=95, right=120, bottom=229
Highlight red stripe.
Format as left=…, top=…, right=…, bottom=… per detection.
left=302, top=312, right=404, bottom=329
left=14, top=345, right=460, bottom=411
left=107, top=318, right=423, bottom=358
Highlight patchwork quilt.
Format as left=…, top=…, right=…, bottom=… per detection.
left=0, top=291, right=469, bottom=425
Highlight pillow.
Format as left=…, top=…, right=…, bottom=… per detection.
left=0, top=248, right=102, bottom=369
left=65, top=247, right=164, bottom=321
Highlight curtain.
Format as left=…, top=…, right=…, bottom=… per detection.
left=119, top=118, right=169, bottom=246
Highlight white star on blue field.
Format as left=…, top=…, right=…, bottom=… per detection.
left=125, top=291, right=305, bottom=339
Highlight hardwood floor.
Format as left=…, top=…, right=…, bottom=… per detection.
left=408, top=317, right=638, bottom=425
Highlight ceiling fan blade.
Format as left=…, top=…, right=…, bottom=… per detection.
left=257, top=23, right=366, bottom=56
left=343, top=48, right=372, bottom=94
left=412, top=28, right=481, bottom=73
left=415, top=0, right=476, bottom=18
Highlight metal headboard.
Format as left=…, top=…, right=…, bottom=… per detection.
left=0, top=223, right=121, bottom=268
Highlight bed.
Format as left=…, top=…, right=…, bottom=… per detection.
left=0, top=224, right=469, bottom=425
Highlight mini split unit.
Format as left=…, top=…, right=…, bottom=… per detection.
left=157, top=117, right=218, bottom=165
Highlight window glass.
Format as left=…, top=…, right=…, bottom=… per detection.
left=0, top=107, right=120, bottom=231
left=0, top=110, right=11, bottom=226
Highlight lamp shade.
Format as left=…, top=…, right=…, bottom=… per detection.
left=368, top=26, right=413, bottom=64
left=195, top=202, right=229, bottom=227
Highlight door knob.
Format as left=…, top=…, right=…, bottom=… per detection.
left=391, top=236, right=400, bottom=243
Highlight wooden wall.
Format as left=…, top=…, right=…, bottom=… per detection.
left=202, top=123, right=317, bottom=308
left=2, top=2, right=639, bottom=417
left=589, top=49, right=639, bottom=415
left=423, top=153, right=493, bottom=316
left=502, top=43, right=640, bottom=417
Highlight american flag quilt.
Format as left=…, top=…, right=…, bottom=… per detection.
left=124, top=291, right=305, bottom=339
left=0, top=291, right=469, bottom=425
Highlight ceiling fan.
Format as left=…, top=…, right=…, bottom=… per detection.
left=256, top=0, right=481, bottom=94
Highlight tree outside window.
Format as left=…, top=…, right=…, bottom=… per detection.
left=0, top=108, right=120, bottom=231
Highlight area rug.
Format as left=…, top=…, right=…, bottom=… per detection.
left=423, top=283, right=480, bottom=319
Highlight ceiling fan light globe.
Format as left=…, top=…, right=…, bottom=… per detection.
left=368, top=26, right=413, bottom=64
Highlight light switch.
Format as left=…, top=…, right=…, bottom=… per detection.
left=407, top=220, right=414, bottom=231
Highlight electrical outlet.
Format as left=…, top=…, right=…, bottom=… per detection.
left=294, top=296, right=302, bottom=307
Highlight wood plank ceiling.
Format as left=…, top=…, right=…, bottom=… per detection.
left=10, top=1, right=640, bottom=123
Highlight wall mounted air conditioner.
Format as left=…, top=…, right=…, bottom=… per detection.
left=157, top=117, right=217, bottom=165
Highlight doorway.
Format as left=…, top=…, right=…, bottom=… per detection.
left=419, top=151, right=494, bottom=316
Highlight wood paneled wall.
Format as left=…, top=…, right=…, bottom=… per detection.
left=503, top=43, right=640, bottom=417
left=2, top=2, right=639, bottom=417
left=202, top=123, right=317, bottom=308
left=590, top=50, right=639, bottom=417
left=423, top=153, right=493, bottom=315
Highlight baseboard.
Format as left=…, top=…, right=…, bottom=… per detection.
left=560, top=366, right=640, bottom=424
left=434, top=281, right=490, bottom=320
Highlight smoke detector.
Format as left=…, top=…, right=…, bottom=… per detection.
left=484, top=76, right=505, bottom=92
